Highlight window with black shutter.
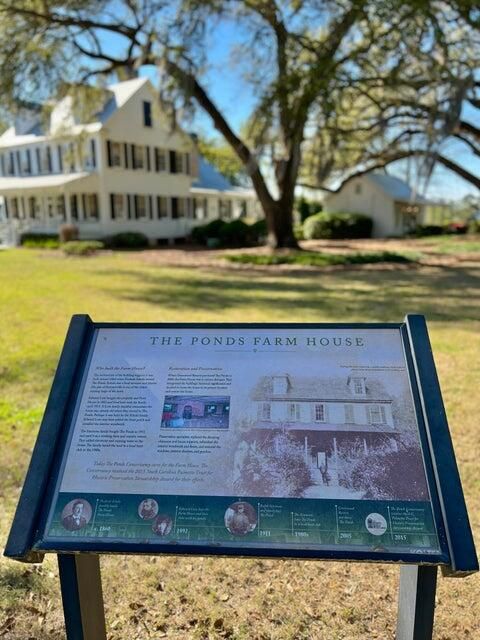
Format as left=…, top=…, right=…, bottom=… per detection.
left=143, top=101, right=152, bottom=127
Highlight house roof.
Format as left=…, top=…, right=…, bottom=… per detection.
left=367, top=173, right=429, bottom=204
left=0, top=172, right=94, bottom=192
left=192, top=157, right=254, bottom=195
left=251, top=375, right=392, bottom=402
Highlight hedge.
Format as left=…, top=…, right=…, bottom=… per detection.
left=102, top=232, right=149, bottom=249
left=303, top=212, right=373, bottom=240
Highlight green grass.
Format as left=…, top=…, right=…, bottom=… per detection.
left=1, top=247, right=479, bottom=639
left=226, top=250, right=416, bottom=266
left=418, top=234, right=480, bottom=253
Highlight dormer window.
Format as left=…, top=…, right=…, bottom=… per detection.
left=143, top=101, right=152, bottom=127
left=351, top=377, right=366, bottom=396
left=272, top=375, right=289, bottom=395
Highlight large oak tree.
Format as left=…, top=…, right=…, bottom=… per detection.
left=0, top=1, right=479, bottom=247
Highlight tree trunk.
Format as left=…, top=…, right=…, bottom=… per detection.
left=263, top=200, right=298, bottom=249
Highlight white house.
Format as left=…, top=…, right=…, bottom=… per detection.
left=0, top=78, right=259, bottom=245
left=324, top=173, right=429, bottom=237
left=250, top=372, right=398, bottom=485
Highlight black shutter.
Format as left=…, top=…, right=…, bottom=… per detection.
left=149, top=195, right=153, bottom=219
left=4, top=198, right=9, bottom=218
left=90, top=139, right=96, bottom=168
left=107, top=140, right=112, bottom=167
left=26, top=150, right=31, bottom=174
left=82, top=194, right=87, bottom=220
left=124, top=143, right=129, bottom=169
left=110, top=194, right=116, bottom=219
left=0, top=154, right=4, bottom=176
left=171, top=197, right=178, bottom=219
left=169, top=150, right=176, bottom=173
left=16, top=151, right=22, bottom=176
left=146, top=146, right=151, bottom=171
left=127, top=194, right=132, bottom=219
left=35, top=148, right=41, bottom=174
left=46, top=146, right=52, bottom=172
left=57, top=145, right=63, bottom=173
left=131, top=145, right=135, bottom=169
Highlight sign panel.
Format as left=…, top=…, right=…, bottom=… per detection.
left=37, top=326, right=446, bottom=559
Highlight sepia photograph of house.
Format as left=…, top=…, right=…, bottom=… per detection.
left=232, top=371, right=428, bottom=501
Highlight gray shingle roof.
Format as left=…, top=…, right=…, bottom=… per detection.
left=251, top=375, right=392, bottom=402
left=367, top=173, right=429, bottom=204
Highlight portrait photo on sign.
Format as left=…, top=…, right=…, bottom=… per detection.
left=138, top=498, right=159, bottom=520
left=61, top=499, right=92, bottom=531
left=161, top=395, right=230, bottom=429
left=224, top=501, right=257, bottom=536
left=152, top=514, right=173, bottom=536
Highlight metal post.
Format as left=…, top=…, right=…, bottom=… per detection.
left=396, top=565, right=437, bottom=640
left=58, top=554, right=107, bottom=640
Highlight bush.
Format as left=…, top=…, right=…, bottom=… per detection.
left=102, top=232, right=149, bottom=250
left=191, top=218, right=226, bottom=245
left=249, top=218, right=267, bottom=243
left=468, top=219, right=480, bottom=234
left=413, top=224, right=445, bottom=237
left=446, top=221, right=468, bottom=235
left=192, top=218, right=258, bottom=247
left=59, top=224, right=79, bottom=243
left=62, top=241, right=104, bottom=256
left=295, top=196, right=322, bottom=223
left=303, top=211, right=373, bottom=240
left=20, top=232, right=59, bottom=249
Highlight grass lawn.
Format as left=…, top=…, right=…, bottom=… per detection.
left=1, top=247, right=479, bottom=640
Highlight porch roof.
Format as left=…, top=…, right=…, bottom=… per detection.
left=0, top=172, right=94, bottom=194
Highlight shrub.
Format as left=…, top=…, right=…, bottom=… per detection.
left=218, top=219, right=251, bottom=246
left=303, top=211, right=373, bottom=239
left=102, top=232, right=149, bottom=249
left=59, top=224, right=79, bottom=243
left=249, top=218, right=267, bottom=243
left=295, top=196, right=322, bottom=222
left=446, top=221, right=468, bottom=235
left=191, top=219, right=226, bottom=245
left=192, top=218, right=258, bottom=247
left=468, top=219, right=480, bottom=234
left=20, top=232, right=59, bottom=249
left=413, top=224, right=445, bottom=237
left=62, top=241, right=104, bottom=256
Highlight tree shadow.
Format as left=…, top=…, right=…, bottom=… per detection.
left=99, top=262, right=480, bottom=323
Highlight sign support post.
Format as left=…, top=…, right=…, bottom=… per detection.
left=57, top=554, right=107, bottom=640
left=396, top=565, right=437, bottom=640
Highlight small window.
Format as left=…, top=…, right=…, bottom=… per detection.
left=367, top=405, right=386, bottom=425
left=155, top=148, right=167, bottom=172
left=314, top=404, right=325, bottom=422
left=258, top=403, right=271, bottom=420
left=134, top=194, right=147, bottom=219
left=157, top=196, right=168, bottom=218
left=143, top=101, right=152, bottom=127
left=132, top=145, right=144, bottom=170
left=355, top=183, right=362, bottom=195
left=352, top=378, right=366, bottom=395
left=287, top=403, right=301, bottom=421
left=344, top=404, right=354, bottom=423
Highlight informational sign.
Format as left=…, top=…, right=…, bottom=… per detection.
left=37, top=325, right=446, bottom=559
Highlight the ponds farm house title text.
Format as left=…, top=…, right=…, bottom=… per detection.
left=149, top=335, right=366, bottom=347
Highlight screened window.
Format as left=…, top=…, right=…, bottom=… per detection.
left=143, top=101, right=152, bottom=127
left=134, top=194, right=147, bottom=218
left=314, top=404, right=325, bottom=422
left=344, top=404, right=354, bottom=423
left=287, top=403, right=301, bottom=421
left=367, top=405, right=387, bottom=425
left=157, top=196, right=168, bottom=218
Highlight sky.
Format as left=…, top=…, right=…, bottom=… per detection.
left=108, top=13, right=479, bottom=203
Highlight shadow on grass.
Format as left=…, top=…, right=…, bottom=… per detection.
left=100, top=263, right=480, bottom=323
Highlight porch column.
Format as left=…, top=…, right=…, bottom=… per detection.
left=332, top=437, right=338, bottom=483
left=65, top=191, right=72, bottom=224
left=363, top=437, right=369, bottom=455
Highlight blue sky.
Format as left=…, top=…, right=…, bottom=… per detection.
left=108, top=16, right=478, bottom=203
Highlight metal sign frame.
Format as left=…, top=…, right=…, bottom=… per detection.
left=4, top=314, right=478, bottom=640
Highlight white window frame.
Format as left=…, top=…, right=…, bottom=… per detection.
left=367, top=404, right=387, bottom=425
left=344, top=404, right=354, bottom=423
left=258, top=402, right=271, bottom=421
left=352, top=378, right=366, bottom=395
left=287, top=403, right=301, bottom=421
left=314, top=403, right=326, bottom=422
